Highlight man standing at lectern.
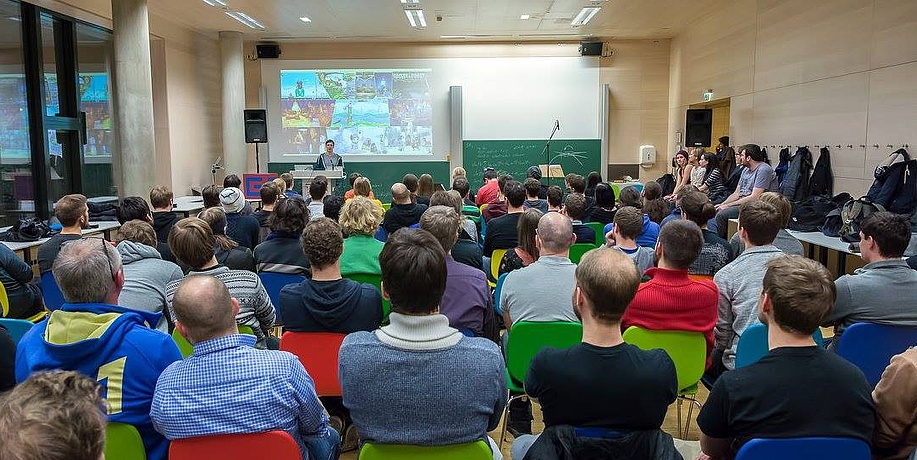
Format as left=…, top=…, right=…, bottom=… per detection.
left=314, top=139, right=344, bottom=171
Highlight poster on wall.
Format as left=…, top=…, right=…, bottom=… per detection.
left=279, top=68, right=433, bottom=156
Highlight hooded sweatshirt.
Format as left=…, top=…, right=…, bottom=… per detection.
left=117, top=240, right=184, bottom=332
left=15, top=303, right=182, bottom=460
left=279, top=278, right=383, bottom=333
left=380, top=203, right=427, bottom=234
left=151, top=211, right=180, bottom=243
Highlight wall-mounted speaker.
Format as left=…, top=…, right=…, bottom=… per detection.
left=580, top=41, right=603, bottom=56
left=244, top=109, right=267, bottom=144
left=685, top=109, right=713, bottom=147
left=256, top=44, right=281, bottom=59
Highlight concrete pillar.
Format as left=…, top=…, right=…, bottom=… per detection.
left=220, top=31, right=247, bottom=175
left=111, top=0, right=156, bottom=198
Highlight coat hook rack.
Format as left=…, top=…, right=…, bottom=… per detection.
left=887, top=144, right=894, bottom=148
left=848, top=145, right=854, bottom=149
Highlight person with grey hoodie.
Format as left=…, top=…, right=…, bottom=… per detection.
left=116, top=220, right=184, bottom=332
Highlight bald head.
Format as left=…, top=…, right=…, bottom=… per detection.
left=575, top=248, right=641, bottom=324
left=537, top=211, right=575, bottom=254
left=172, top=275, right=238, bottom=343
left=391, top=183, right=411, bottom=204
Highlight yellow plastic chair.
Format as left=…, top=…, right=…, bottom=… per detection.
left=105, top=422, right=146, bottom=460
left=489, top=248, right=508, bottom=288
left=382, top=202, right=391, bottom=212
left=359, top=441, right=492, bottom=459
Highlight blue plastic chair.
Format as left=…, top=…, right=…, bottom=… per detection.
left=735, top=323, right=825, bottom=369
left=836, top=323, right=917, bottom=388
left=735, top=437, right=870, bottom=460
left=374, top=226, right=387, bottom=242
left=40, top=271, right=66, bottom=311
left=0, top=318, right=34, bottom=344
left=493, top=272, right=508, bottom=315
left=257, top=272, right=305, bottom=326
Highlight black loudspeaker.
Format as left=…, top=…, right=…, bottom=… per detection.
left=580, top=41, right=603, bottom=56
left=685, top=109, right=713, bottom=147
left=256, top=44, right=281, bottom=59
left=244, top=109, right=267, bottom=144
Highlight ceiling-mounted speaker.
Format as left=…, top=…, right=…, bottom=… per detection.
left=580, top=41, right=604, bottom=56
left=256, top=43, right=281, bottom=59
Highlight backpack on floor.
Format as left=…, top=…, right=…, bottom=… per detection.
left=838, top=197, right=886, bottom=243
left=656, top=174, right=676, bottom=197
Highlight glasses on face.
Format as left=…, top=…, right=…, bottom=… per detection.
left=63, top=236, right=115, bottom=279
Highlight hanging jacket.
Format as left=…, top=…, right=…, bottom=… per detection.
left=866, top=149, right=917, bottom=215
left=774, top=147, right=791, bottom=183
left=808, top=147, right=834, bottom=197
left=779, top=147, right=813, bottom=202
left=522, top=426, right=682, bottom=460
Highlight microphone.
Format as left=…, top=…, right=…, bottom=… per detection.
left=555, top=120, right=560, bottom=131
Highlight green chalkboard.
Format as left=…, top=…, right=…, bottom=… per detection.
left=268, top=161, right=450, bottom=203
left=462, top=139, right=602, bottom=188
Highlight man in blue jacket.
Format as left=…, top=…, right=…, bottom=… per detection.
left=16, top=238, right=182, bottom=460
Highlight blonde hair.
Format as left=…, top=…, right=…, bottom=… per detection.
left=339, top=196, right=383, bottom=236
left=353, top=176, right=373, bottom=197
left=451, top=167, right=466, bottom=182
left=272, top=177, right=287, bottom=194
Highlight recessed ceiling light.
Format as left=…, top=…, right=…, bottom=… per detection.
left=299, top=16, right=311, bottom=23
left=225, top=10, right=265, bottom=30
left=520, top=14, right=530, bottom=20
left=571, top=7, right=600, bottom=26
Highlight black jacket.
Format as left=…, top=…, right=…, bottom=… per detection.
left=381, top=203, right=427, bottom=234
left=523, top=426, right=682, bottom=460
left=151, top=211, right=181, bottom=243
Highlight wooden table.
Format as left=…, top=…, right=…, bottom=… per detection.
left=787, top=230, right=865, bottom=278
left=0, top=221, right=121, bottom=267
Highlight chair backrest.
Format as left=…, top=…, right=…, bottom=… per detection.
left=506, top=321, right=583, bottom=386
left=172, top=325, right=258, bottom=359
left=280, top=331, right=346, bottom=396
left=257, top=272, right=306, bottom=326
left=687, top=273, right=714, bottom=281
left=568, top=243, right=597, bottom=264
left=585, top=222, right=605, bottom=244
left=169, top=431, right=301, bottom=460
left=462, top=205, right=481, bottom=217
left=359, top=441, right=492, bottom=460
left=735, top=437, right=870, bottom=460
left=374, top=226, right=387, bottom=242
left=735, top=323, right=825, bottom=369
left=490, top=248, right=508, bottom=281
left=343, top=272, right=390, bottom=321
left=0, top=318, right=34, bottom=344
left=0, top=280, right=8, bottom=317
left=40, top=271, right=66, bottom=311
left=622, top=326, right=706, bottom=392
left=836, top=323, right=917, bottom=387
left=493, top=272, right=509, bottom=315
left=105, top=422, right=146, bottom=460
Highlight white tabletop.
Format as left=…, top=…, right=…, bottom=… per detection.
left=786, top=230, right=857, bottom=255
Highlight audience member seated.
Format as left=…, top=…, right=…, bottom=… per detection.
left=546, top=185, right=563, bottom=212
left=660, top=184, right=698, bottom=228
left=16, top=239, right=181, bottom=460
left=872, top=347, right=917, bottom=460
left=271, top=177, right=288, bottom=196
left=587, top=183, right=617, bottom=225
left=0, top=370, right=107, bottom=460
left=707, top=201, right=785, bottom=381
left=344, top=172, right=374, bottom=200
left=37, top=194, right=87, bottom=274
left=681, top=191, right=732, bottom=276
left=500, top=211, right=579, bottom=436
left=452, top=176, right=476, bottom=208
left=280, top=218, right=382, bottom=333
left=150, top=185, right=180, bottom=244
left=730, top=192, right=803, bottom=257
left=584, top=171, right=602, bottom=197
left=526, top=165, right=549, bottom=199
left=563, top=193, right=595, bottom=244
left=381, top=183, right=427, bottom=235
left=253, top=181, right=280, bottom=241
left=430, top=190, right=483, bottom=271
left=512, top=249, right=678, bottom=460
left=323, top=195, right=343, bottom=222
left=254, top=198, right=311, bottom=275
left=152, top=276, right=339, bottom=459
left=523, top=178, right=548, bottom=213
left=118, top=196, right=175, bottom=262
left=0, top=239, right=42, bottom=320
left=475, top=167, right=500, bottom=206
left=604, top=206, right=655, bottom=274
left=482, top=175, right=513, bottom=222
left=0, top=325, right=13, bottom=391
left=166, top=217, right=276, bottom=349
left=417, top=173, right=435, bottom=207
left=714, top=144, right=779, bottom=238
left=565, top=173, right=595, bottom=216
left=603, top=197, right=660, bottom=249
left=223, top=174, right=254, bottom=215
left=642, top=181, right=670, bottom=225
left=622, top=220, right=718, bottom=364
left=201, top=184, right=221, bottom=209
left=421, top=206, right=495, bottom=340
left=220, top=187, right=260, bottom=251
left=351, top=176, right=383, bottom=209
left=698, top=152, right=729, bottom=204
left=823, top=212, right=917, bottom=349
left=618, top=185, right=642, bottom=209
left=339, top=196, right=384, bottom=276
left=339, top=229, right=506, bottom=457
left=116, top=220, right=184, bottom=332
left=498, top=209, right=542, bottom=277
left=402, top=173, right=424, bottom=206
left=697, top=256, right=875, bottom=459
left=196, top=207, right=256, bottom=272
left=280, top=172, right=304, bottom=199
left=307, top=177, right=329, bottom=220
left=483, top=180, right=526, bottom=257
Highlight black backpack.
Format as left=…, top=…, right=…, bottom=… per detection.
left=790, top=195, right=837, bottom=232
left=656, top=174, right=676, bottom=197
left=0, top=217, right=55, bottom=242
left=837, top=197, right=886, bottom=242
left=866, top=149, right=917, bottom=215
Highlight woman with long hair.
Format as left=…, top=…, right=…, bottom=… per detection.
left=689, top=148, right=707, bottom=188
left=416, top=174, right=435, bottom=206
left=352, top=177, right=384, bottom=210
left=641, top=181, right=670, bottom=225
left=680, top=191, right=732, bottom=275
left=667, top=149, right=694, bottom=200
left=197, top=207, right=255, bottom=272
left=698, top=153, right=729, bottom=204
left=587, top=183, right=617, bottom=225
left=498, top=208, right=543, bottom=276
left=584, top=171, right=602, bottom=198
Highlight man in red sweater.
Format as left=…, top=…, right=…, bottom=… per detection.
left=621, top=220, right=718, bottom=366
left=475, top=168, right=500, bottom=206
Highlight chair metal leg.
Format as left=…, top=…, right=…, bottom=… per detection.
left=676, top=398, right=683, bottom=439
left=681, top=396, right=702, bottom=439
left=499, top=394, right=524, bottom=447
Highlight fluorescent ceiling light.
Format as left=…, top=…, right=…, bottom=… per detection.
left=299, top=16, right=312, bottom=22
left=520, top=14, right=530, bottom=20
left=400, top=0, right=420, bottom=3
left=571, top=7, right=600, bottom=26
left=225, top=10, right=265, bottom=30
left=404, top=9, right=426, bottom=28
left=202, top=0, right=228, bottom=6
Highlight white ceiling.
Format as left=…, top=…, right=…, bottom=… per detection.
left=52, top=0, right=720, bottom=42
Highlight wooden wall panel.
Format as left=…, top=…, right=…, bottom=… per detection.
left=865, top=61, right=917, bottom=170
left=872, top=0, right=917, bottom=68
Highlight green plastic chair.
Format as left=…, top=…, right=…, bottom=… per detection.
left=462, top=204, right=482, bottom=217
left=568, top=243, right=598, bottom=264
left=344, top=272, right=390, bottom=323
left=623, top=326, right=706, bottom=439
left=500, top=321, right=583, bottom=445
left=105, top=422, right=146, bottom=460
left=172, top=325, right=258, bottom=359
left=382, top=202, right=391, bottom=212
left=585, top=222, right=605, bottom=244
left=359, top=440, right=492, bottom=459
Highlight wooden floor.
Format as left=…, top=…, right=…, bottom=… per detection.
left=340, top=385, right=710, bottom=459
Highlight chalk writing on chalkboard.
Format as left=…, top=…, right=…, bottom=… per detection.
left=463, top=139, right=601, bottom=186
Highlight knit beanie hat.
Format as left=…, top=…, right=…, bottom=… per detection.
left=219, top=187, right=245, bottom=214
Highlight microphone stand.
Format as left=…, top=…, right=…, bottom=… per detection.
left=210, top=156, right=223, bottom=186
left=541, top=120, right=560, bottom=185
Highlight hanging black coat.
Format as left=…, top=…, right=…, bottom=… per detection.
left=866, top=148, right=917, bottom=215
left=808, top=147, right=834, bottom=198
left=779, top=147, right=813, bottom=202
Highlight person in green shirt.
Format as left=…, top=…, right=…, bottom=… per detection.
left=339, top=196, right=384, bottom=276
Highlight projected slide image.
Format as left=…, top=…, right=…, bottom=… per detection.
left=279, top=68, right=433, bottom=156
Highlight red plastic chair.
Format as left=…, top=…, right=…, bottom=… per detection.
left=280, top=331, right=347, bottom=397
left=169, top=431, right=300, bottom=460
